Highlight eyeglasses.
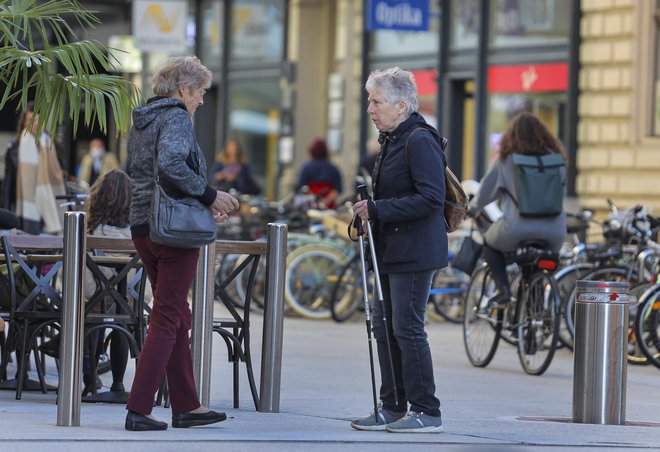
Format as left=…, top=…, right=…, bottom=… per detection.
left=199, top=89, right=207, bottom=97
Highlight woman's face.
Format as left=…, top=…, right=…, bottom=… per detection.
left=226, top=141, right=238, bottom=160
left=367, top=89, right=405, bottom=132
left=179, top=85, right=206, bottom=116
left=24, top=111, right=39, bottom=135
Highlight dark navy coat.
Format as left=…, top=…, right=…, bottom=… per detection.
left=369, top=112, right=448, bottom=274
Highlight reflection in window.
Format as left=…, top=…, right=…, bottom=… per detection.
left=227, top=77, right=280, bottom=196
left=450, top=0, right=479, bottom=50
left=231, top=0, right=284, bottom=62
left=200, top=0, right=223, bottom=73
left=491, top=0, right=570, bottom=48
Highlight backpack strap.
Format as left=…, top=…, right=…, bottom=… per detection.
left=403, top=127, right=448, bottom=169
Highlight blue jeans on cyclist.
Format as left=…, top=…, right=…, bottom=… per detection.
left=372, top=270, right=441, bottom=416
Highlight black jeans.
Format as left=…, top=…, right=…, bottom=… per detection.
left=372, top=269, right=441, bottom=416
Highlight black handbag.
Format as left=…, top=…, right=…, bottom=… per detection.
left=452, top=233, right=482, bottom=276
left=149, top=147, right=217, bottom=248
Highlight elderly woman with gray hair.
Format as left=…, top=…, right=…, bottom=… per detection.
left=351, top=67, right=446, bottom=433
left=125, top=56, right=239, bottom=431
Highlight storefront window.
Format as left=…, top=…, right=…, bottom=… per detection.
left=226, top=77, right=281, bottom=197
left=487, top=92, right=564, bottom=166
left=199, top=0, right=223, bottom=74
left=490, top=0, right=570, bottom=48
left=230, top=0, right=284, bottom=63
left=450, top=0, right=479, bottom=50
left=653, top=1, right=660, bottom=135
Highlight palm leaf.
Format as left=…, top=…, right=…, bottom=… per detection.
left=0, top=0, right=141, bottom=136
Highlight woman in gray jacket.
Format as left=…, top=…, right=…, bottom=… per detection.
left=124, top=56, right=239, bottom=431
left=471, top=112, right=567, bottom=305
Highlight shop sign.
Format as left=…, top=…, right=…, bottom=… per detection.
left=412, top=69, right=437, bottom=96
left=488, top=63, right=568, bottom=93
left=366, top=0, right=429, bottom=31
left=133, top=0, right=188, bottom=53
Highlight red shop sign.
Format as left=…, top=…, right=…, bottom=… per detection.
left=412, top=69, right=437, bottom=96
left=488, top=63, right=568, bottom=93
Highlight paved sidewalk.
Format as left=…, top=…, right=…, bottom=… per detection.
left=1, top=312, right=660, bottom=451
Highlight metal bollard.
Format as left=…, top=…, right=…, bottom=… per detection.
left=191, top=243, right=216, bottom=407
left=259, top=223, right=287, bottom=412
left=57, top=212, right=87, bottom=426
left=572, top=280, right=630, bottom=425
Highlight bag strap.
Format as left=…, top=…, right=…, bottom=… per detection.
left=403, top=127, right=448, bottom=169
left=152, top=104, right=191, bottom=186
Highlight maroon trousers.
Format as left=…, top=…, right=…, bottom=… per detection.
left=126, top=236, right=201, bottom=416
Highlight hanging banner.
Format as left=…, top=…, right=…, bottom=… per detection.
left=133, top=0, right=188, bottom=53
left=366, top=0, right=429, bottom=32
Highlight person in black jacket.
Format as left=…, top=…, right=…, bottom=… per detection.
left=351, top=67, right=446, bottom=433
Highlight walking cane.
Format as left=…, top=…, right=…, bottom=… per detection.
left=357, top=185, right=400, bottom=408
left=353, top=214, right=379, bottom=422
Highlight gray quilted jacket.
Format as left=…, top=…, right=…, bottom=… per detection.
left=127, top=97, right=216, bottom=237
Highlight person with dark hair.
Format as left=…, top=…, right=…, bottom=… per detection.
left=125, top=56, right=238, bottom=431
left=351, top=67, right=445, bottom=433
left=83, top=169, right=139, bottom=399
left=296, top=138, right=342, bottom=209
left=470, top=112, right=567, bottom=304
left=210, top=138, right=260, bottom=195
left=77, top=137, right=120, bottom=188
left=38, top=169, right=148, bottom=398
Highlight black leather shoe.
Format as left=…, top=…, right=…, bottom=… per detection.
left=489, top=290, right=511, bottom=308
left=172, top=410, right=227, bottom=428
left=125, top=411, right=168, bottom=431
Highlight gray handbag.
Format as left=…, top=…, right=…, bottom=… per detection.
left=149, top=146, right=217, bottom=248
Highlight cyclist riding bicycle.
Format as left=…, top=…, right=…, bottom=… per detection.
left=470, top=112, right=567, bottom=306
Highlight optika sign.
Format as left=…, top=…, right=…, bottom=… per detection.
left=366, top=0, right=429, bottom=32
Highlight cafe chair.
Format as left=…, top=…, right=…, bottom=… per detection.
left=0, top=235, right=63, bottom=399
left=213, top=253, right=261, bottom=410
left=82, top=251, right=149, bottom=403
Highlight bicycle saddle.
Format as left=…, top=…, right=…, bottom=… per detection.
left=506, top=240, right=558, bottom=267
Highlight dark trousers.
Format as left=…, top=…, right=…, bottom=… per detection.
left=126, top=236, right=201, bottom=416
left=372, top=269, right=441, bottom=416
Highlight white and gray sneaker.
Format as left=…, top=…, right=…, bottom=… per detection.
left=385, top=411, right=444, bottom=433
left=350, top=404, right=406, bottom=431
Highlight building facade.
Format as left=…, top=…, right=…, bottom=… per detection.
left=3, top=0, right=660, bottom=215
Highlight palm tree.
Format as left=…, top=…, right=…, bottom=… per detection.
left=0, top=0, right=141, bottom=136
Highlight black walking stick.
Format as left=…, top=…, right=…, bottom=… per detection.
left=353, top=214, right=379, bottom=422
left=357, top=185, right=400, bottom=408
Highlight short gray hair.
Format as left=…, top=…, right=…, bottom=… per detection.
left=152, top=56, right=212, bottom=97
left=365, top=67, right=418, bottom=116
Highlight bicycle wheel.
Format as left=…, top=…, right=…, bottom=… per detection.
left=565, top=266, right=631, bottom=340
left=428, top=266, right=469, bottom=323
left=634, top=284, right=660, bottom=369
left=516, top=271, right=560, bottom=376
left=330, top=255, right=366, bottom=323
left=553, top=263, right=593, bottom=350
left=285, top=244, right=348, bottom=319
left=463, top=265, right=502, bottom=367
left=564, top=265, right=643, bottom=363
left=627, top=282, right=654, bottom=365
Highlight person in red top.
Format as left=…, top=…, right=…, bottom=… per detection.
left=296, top=138, right=343, bottom=209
